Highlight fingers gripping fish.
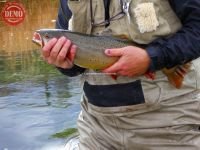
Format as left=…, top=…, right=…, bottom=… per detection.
left=32, top=29, right=190, bottom=88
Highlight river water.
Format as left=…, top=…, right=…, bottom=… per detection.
left=0, top=1, right=81, bottom=149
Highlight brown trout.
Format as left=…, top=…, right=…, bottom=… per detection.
left=32, top=29, right=190, bottom=88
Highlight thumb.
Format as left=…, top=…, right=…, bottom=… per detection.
left=105, top=48, right=124, bottom=57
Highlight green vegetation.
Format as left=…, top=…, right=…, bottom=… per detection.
left=0, top=49, right=60, bottom=84
left=0, top=0, right=60, bottom=84
left=51, top=128, right=78, bottom=139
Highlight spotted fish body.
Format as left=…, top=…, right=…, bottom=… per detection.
left=32, top=29, right=190, bottom=88
left=32, top=29, right=137, bottom=70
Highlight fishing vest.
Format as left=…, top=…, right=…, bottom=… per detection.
left=67, top=0, right=200, bottom=120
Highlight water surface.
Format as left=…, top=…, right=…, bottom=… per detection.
left=0, top=1, right=81, bottom=149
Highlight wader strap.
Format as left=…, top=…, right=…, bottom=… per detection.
left=90, top=0, right=111, bottom=27
left=103, top=0, right=111, bottom=27
left=90, top=0, right=94, bottom=26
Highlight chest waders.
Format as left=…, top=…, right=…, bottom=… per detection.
left=66, top=0, right=200, bottom=149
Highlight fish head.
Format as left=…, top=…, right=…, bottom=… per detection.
left=32, top=29, right=65, bottom=47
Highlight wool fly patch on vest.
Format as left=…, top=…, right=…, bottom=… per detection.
left=134, top=3, right=159, bottom=33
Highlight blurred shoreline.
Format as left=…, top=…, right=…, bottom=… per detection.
left=0, top=0, right=59, bottom=53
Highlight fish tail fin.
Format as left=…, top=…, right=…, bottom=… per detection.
left=162, top=63, right=191, bottom=89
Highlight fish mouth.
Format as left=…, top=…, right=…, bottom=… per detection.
left=32, top=32, right=43, bottom=47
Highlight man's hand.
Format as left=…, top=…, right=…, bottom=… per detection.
left=42, top=36, right=77, bottom=69
left=103, top=46, right=151, bottom=77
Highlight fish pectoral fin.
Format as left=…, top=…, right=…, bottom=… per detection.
left=144, top=71, right=156, bottom=80
left=110, top=75, right=118, bottom=80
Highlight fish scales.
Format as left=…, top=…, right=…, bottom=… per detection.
left=34, top=29, right=132, bottom=69
left=32, top=29, right=191, bottom=88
